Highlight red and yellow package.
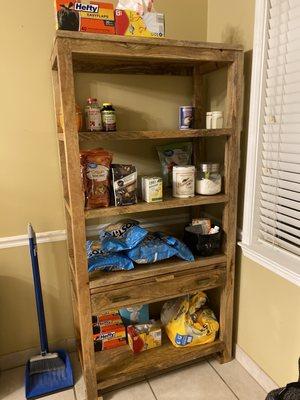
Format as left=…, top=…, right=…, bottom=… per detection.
left=115, top=9, right=165, bottom=38
left=55, top=1, right=115, bottom=34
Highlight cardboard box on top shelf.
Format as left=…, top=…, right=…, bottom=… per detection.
left=115, top=9, right=165, bottom=37
left=55, top=1, right=115, bottom=34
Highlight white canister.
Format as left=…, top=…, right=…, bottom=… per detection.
left=211, top=111, right=223, bottom=129
left=172, top=166, right=195, bottom=198
left=206, top=112, right=213, bottom=129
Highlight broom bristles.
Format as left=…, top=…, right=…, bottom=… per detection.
left=29, top=352, right=65, bottom=375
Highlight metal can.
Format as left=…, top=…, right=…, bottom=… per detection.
left=179, top=106, right=195, bottom=130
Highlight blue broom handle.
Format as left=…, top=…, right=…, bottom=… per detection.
left=28, top=224, right=49, bottom=355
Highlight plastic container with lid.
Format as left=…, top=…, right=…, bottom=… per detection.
left=101, top=102, right=116, bottom=132
left=196, top=163, right=222, bottom=195
left=172, top=165, right=195, bottom=198
left=85, top=98, right=102, bottom=132
left=211, top=111, right=223, bottom=129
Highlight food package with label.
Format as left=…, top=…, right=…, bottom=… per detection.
left=115, top=0, right=164, bottom=38
left=119, top=304, right=149, bottom=326
left=127, top=321, right=161, bottom=353
left=141, top=176, right=163, bottom=203
left=161, top=292, right=219, bottom=348
left=92, top=313, right=127, bottom=352
left=112, top=164, right=138, bottom=206
left=55, top=1, right=115, bottom=34
left=80, top=148, right=113, bottom=209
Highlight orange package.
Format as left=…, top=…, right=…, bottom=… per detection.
left=80, top=148, right=113, bottom=209
left=55, top=1, right=115, bottom=34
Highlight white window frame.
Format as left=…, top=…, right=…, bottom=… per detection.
left=239, top=0, right=300, bottom=287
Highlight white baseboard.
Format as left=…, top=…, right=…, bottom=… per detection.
left=0, top=213, right=189, bottom=249
left=0, top=338, right=76, bottom=371
left=235, top=344, right=279, bottom=393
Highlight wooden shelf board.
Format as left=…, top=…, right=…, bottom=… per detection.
left=56, top=31, right=244, bottom=51
left=78, top=129, right=231, bottom=141
left=53, top=32, right=243, bottom=74
left=89, top=254, right=226, bottom=291
left=95, top=339, right=225, bottom=392
left=85, top=194, right=228, bottom=219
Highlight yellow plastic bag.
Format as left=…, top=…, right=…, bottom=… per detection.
left=161, top=292, right=219, bottom=347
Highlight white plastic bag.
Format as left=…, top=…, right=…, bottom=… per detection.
left=116, top=0, right=155, bottom=15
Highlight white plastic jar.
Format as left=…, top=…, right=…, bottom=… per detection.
left=172, top=166, right=195, bottom=198
left=206, top=112, right=213, bottom=129
left=196, top=163, right=222, bottom=195
left=211, top=111, right=223, bottom=129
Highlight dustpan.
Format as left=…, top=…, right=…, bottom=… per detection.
left=25, top=350, right=73, bottom=399
left=25, top=224, right=74, bottom=398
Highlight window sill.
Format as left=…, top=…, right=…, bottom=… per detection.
left=238, top=242, right=300, bottom=287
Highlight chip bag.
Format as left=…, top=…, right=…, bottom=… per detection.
left=155, top=232, right=195, bottom=262
left=161, top=292, right=219, bottom=347
left=100, top=220, right=148, bottom=252
left=86, top=240, right=134, bottom=272
left=126, top=233, right=177, bottom=264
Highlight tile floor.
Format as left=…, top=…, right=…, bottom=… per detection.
left=0, top=353, right=267, bottom=400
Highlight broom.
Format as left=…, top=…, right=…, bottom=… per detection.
left=28, top=223, right=65, bottom=375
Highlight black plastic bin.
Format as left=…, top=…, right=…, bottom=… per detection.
left=183, top=225, right=222, bottom=257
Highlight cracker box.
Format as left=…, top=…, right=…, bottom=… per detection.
left=55, top=1, right=115, bottom=34
left=115, top=9, right=165, bottom=38
left=127, top=322, right=161, bottom=353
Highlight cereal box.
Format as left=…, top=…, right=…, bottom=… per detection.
left=55, top=1, right=115, bottom=34
left=115, top=9, right=165, bottom=38
left=127, top=322, right=161, bottom=353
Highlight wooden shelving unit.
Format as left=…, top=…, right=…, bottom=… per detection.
left=51, top=31, right=243, bottom=400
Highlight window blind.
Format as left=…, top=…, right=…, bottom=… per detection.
left=259, top=0, right=300, bottom=256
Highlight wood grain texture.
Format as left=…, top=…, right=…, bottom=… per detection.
left=56, top=38, right=98, bottom=400
left=95, top=339, right=225, bottom=392
left=51, top=32, right=243, bottom=397
left=70, top=39, right=236, bottom=65
left=89, top=255, right=227, bottom=290
left=91, top=267, right=226, bottom=312
left=78, top=129, right=232, bottom=142
left=85, top=194, right=228, bottom=219
left=219, top=52, right=244, bottom=363
left=56, top=30, right=244, bottom=51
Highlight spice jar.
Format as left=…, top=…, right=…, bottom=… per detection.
left=101, top=102, right=116, bottom=132
left=172, top=166, right=195, bottom=198
left=85, top=98, right=102, bottom=131
left=196, top=163, right=222, bottom=195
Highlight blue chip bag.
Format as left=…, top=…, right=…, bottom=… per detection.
left=86, top=240, right=134, bottom=272
left=126, top=234, right=177, bottom=264
left=100, top=220, right=148, bottom=252
left=156, top=233, right=195, bottom=262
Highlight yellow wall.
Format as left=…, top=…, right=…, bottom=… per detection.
left=0, top=0, right=207, bottom=355
left=207, top=0, right=300, bottom=387
left=1, top=0, right=299, bottom=388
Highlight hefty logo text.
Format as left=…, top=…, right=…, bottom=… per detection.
left=75, top=3, right=99, bottom=13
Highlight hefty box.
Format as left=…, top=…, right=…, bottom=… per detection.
left=92, top=313, right=127, bottom=352
left=55, top=1, right=115, bottom=34
left=115, top=9, right=165, bottom=38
